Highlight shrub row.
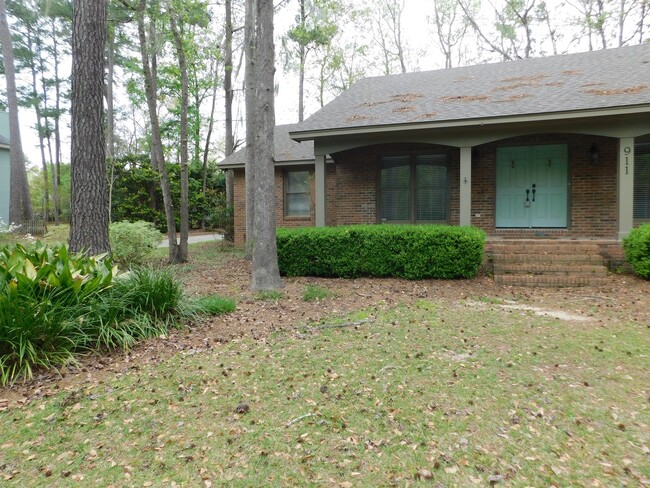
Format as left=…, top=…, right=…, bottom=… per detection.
left=277, top=225, right=486, bottom=280
left=0, top=243, right=234, bottom=384
left=623, top=223, right=650, bottom=279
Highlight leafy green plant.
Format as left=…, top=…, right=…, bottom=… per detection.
left=0, top=243, right=116, bottom=383
left=109, top=220, right=163, bottom=267
left=190, top=295, right=237, bottom=315
left=277, top=225, right=486, bottom=279
left=0, top=243, right=237, bottom=384
left=303, top=284, right=330, bottom=301
left=623, top=223, right=650, bottom=279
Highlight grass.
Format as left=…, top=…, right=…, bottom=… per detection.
left=1, top=300, right=648, bottom=486
left=302, top=284, right=330, bottom=301
left=255, top=289, right=283, bottom=301
left=190, top=295, right=237, bottom=315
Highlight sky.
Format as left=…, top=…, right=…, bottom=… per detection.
left=10, top=0, right=436, bottom=166
left=6, top=0, right=636, bottom=167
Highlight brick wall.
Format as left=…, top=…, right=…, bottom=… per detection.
left=233, top=134, right=621, bottom=245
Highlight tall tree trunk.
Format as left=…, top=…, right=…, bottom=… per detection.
left=136, top=0, right=179, bottom=263
left=0, top=0, right=32, bottom=225
left=250, top=0, right=282, bottom=291
left=27, top=29, right=50, bottom=222
left=69, top=0, right=110, bottom=254
left=106, top=23, right=116, bottom=223
left=224, top=0, right=235, bottom=242
left=244, top=0, right=256, bottom=259
left=168, top=1, right=189, bottom=263
left=51, top=17, right=62, bottom=225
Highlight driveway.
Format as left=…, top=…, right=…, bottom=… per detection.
left=158, top=232, right=223, bottom=247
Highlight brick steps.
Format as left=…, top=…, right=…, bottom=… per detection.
left=489, top=240, right=610, bottom=287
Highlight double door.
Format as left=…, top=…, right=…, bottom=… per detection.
left=496, top=144, right=568, bottom=228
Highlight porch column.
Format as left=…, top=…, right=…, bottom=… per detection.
left=618, top=138, right=634, bottom=240
left=460, top=147, right=472, bottom=226
left=314, top=154, right=327, bottom=227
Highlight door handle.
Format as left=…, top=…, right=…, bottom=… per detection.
left=532, top=184, right=536, bottom=202
left=525, top=189, right=530, bottom=207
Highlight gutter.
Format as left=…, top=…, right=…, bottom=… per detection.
left=289, top=104, right=650, bottom=142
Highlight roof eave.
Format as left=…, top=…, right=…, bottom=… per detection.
left=217, top=158, right=316, bottom=170
left=289, top=104, right=650, bottom=141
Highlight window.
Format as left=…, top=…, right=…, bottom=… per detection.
left=284, top=169, right=311, bottom=217
left=634, top=143, right=650, bottom=221
left=379, top=154, right=448, bottom=224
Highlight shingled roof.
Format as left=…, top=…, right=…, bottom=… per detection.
left=291, top=43, right=650, bottom=139
left=219, top=123, right=314, bottom=168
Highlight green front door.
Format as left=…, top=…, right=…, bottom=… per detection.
left=496, top=144, right=568, bottom=228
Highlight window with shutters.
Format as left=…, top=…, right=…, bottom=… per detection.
left=284, top=169, right=311, bottom=217
left=634, top=142, right=650, bottom=222
left=378, top=153, right=449, bottom=224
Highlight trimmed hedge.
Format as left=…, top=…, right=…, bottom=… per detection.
left=623, top=224, right=650, bottom=279
left=277, top=225, right=486, bottom=280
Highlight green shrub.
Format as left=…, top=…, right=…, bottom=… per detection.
left=623, top=224, right=650, bottom=279
left=277, top=225, right=486, bottom=280
left=109, top=220, right=163, bottom=267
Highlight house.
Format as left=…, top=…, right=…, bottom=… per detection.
left=220, top=44, right=650, bottom=284
left=0, top=112, right=10, bottom=227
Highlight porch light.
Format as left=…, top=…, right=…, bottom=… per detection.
left=589, top=143, right=599, bottom=164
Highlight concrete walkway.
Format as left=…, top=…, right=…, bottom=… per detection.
left=158, top=233, right=223, bottom=247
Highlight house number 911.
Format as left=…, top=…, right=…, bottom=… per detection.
left=624, top=146, right=631, bottom=175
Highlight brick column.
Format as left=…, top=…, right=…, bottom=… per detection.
left=460, top=146, right=472, bottom=226
left=618, top=138, right=634, bottom=240
left=315, top=154, right=327, bottom=227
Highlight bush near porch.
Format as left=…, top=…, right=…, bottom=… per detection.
left=623, top=223, right=650, bottom=279
left=277, top=225, right=485, bottom=280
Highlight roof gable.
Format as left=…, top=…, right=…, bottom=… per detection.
left=292, top=44, right=650, bottom=136
left=219, top=123, right=314, bottom=168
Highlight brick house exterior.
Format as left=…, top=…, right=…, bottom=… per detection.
left=221, top=45, right=650, bottom=252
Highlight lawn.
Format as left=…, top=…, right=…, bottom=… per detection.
left=1, top=293, right=648, bottom=486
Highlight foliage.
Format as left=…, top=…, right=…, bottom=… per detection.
left=28, top=163, right=72, bottom=221
left=623, top=224, right=650, bottom=279
left=277, top=225, right=486, bottom=279
left=0, top=242, right=235, bottom=384
left=109, top=220, right=163, bottom=267
left=0, top=243, right=116, bottom=384
left=302, top=283, right=330, bottom=301
left=110, top=154, right=226, bottom=232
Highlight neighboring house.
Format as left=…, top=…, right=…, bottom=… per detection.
left=220, top=45, right=650, bottom=257
left=0, top=112, right=10, bottom=226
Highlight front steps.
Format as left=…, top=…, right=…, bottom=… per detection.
left=488, top=240, right=614, bottom=287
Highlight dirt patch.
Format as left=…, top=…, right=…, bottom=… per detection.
left=2, top=256, right=649, bottom=410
